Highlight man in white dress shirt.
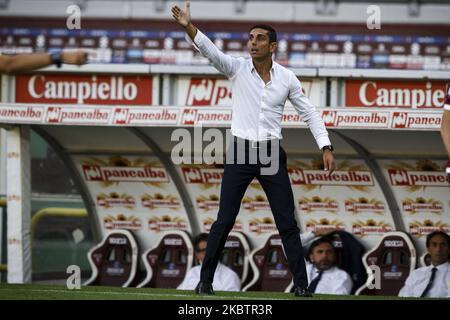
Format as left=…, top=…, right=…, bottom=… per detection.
left=177, top=233, right=241, bottom=292
left=171, top=1, right=334, bottom=297
left=399, top=231, right=450, bottom=298
left=306, top=238, right=353, bottom=295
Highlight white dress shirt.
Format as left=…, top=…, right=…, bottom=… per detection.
left=189, top=30, right=331, bottom=148
left=399, top=262, right=450, bottom=298
left=306, top=261, right=353, bottom=295
left=177, top=262, right=241, bottom=291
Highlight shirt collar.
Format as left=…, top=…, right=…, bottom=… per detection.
left=430, top=261, right=450, bottom=271
left=249, top=59, right=276, bottom=74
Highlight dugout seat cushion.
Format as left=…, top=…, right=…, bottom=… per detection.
left=243, top=233, right=292, bottom=292
left=84, top=229, right=138, bottom=287
left=137, top=230, right=193, bottom=288
left=356, top=231, right=416, bottom=296
left=219, top=231, right=251, bottom=285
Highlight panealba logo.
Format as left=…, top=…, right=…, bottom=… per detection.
left=409, top=220, right=450, bottom=237
left=141, top=193, right=181, bottom=210
left=288, top=160, right=374, bottom=191
left=345, top=197, right=385, bottom=215
left=148, top=215, right=188, bottom=232
left=298, top=196, right=339, bottom=213
left=182, top=165, right=260, bottom=187
left=97, top=192, right=136, bottom=209
left=103, top=214, right=142, bottom=230
left=387, top=160, right=448, bottom=190
left=352, top=219, right=393, bottom=236
left=402, top=197, right=444, bottom=215
left=81, top=156, right=169, bottom=187
left=242, top=195, right=271, bottom=211
left=249, top=217, right=277, bottom=234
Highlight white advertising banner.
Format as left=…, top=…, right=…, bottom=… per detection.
left=289, top=158, right=395, bottom=249
left=0, top=103, right=442, bottom=131
left=380, top=159, right=450, bottom=256
left=73, top=155, right=192, bottom=251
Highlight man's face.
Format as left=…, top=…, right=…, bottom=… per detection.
left=247, top=28, right=277, bottom=59
left=427, top=235, right=450, bottom=266
left=309, top=242, right=336, bottom=271
left=195, top=240, right=207, bottom=264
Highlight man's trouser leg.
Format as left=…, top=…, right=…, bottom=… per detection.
left=257, top=146, right=308, bottom=288
left=200, top=161, right=256, bottom=283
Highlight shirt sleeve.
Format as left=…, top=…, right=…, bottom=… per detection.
left=186, top=30, right=242, bottom=79
left=288, top=71, right=331, bottom=149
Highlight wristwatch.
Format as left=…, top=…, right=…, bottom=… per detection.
left=50, top=51, right=62, bottom=68
left=322, top=145, right=334, bottom=152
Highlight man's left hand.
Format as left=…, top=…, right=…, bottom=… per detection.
left=323, top=149, right=335, bottom=176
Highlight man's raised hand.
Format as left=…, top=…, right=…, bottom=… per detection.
left=171, top=1, right=191, bottom=27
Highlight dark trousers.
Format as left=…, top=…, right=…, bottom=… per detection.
left=199, top=137, right=308, bottom=288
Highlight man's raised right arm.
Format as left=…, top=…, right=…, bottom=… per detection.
left=171, top=1, right=240, bottom=78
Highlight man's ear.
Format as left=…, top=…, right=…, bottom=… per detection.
left=270, top=42, right=277, bottom=53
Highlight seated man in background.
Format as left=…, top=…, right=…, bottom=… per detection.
left=177, top=233, right=241, bottom=292
left=306, top=238, right=353, bottom=295
left=399, top=231, right=450, bottom=298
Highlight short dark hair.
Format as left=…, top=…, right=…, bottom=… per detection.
left=426, top=231, right=450, bottom=248
left=194, top=233, right=209, bottom=251
left=249, top=24, right=277, bottom=43
left=307, top=238, right=334, bottom=260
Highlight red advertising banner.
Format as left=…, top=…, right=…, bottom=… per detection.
left=346, top=80, right=446, bottom=108
left=15, top=74, right=152, bottom=105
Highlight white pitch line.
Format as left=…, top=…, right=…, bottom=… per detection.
left=0, top=288, right=288, bottom=300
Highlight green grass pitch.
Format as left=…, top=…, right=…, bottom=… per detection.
left=0, top=284, right=424, bottom=300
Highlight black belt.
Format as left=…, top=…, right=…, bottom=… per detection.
left=233, top=136, right=278, bottom=149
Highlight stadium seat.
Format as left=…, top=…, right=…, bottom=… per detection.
left=242, top=233, right=292, bottom=292
left=84, top=229, right=139, bottom=287
left=420, top=252, right=432, bottom=267
left=137, top=230, right=194, bottom=288
left=356, top=231, right=416, bottom=296
left=219, top=231, right=251, bottom=285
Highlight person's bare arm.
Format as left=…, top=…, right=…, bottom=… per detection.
left=171, top=1, right=197, bottom=41
left=441, top=110, right=450, bottom=158
left=0, top=50, right=88, bottom=74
